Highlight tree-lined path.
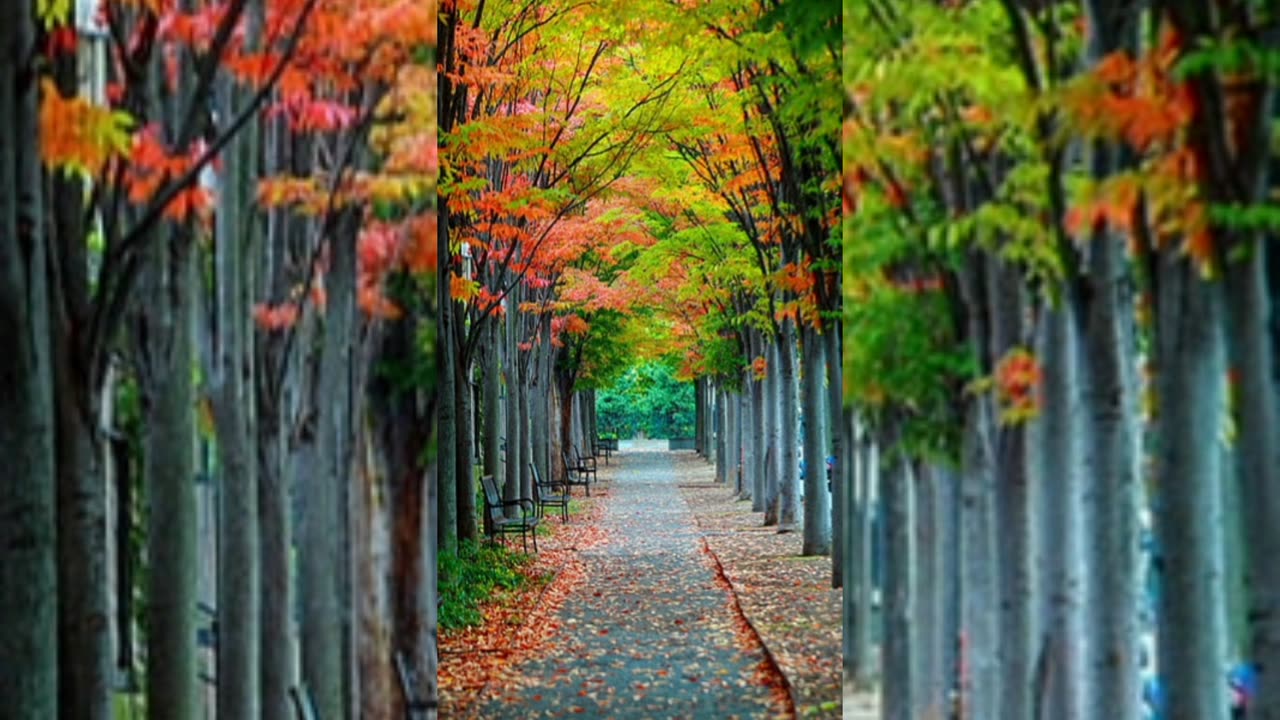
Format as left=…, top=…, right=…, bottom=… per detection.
left=438, top=0, right=843, bottom=715
left=463, top=443, right=792, bottom=719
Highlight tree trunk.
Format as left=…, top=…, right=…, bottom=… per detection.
left=695, top=376, right=705, bottom=455
left=880, top=423, right=915, bottom=720
left=1153, top=256, right=1229, bottom=720
left=211, top=59, right=262, bottom=718
left=502, top=288, right=520, bottom=507
left=454, top=332, right=476, bottom=543
left=715, top=386, right=726, bottom=482
left=801, top=324, right=830, bottom=554
left=841, top=410, right=856, bottom=696
left=1080, top=187, right=1141, bottom=720
left=141, top=220, right=201, bottom=720
left=437, top=202, right=459, bottom=555
left=750, top=338, right=765, bottom=509
left=537, top=333, right=553, bottom=491
left=359, top=311, right=434, bottom=718
left=765, top=339, right=781, bottom=525
left=1036, top=301, right=1087, bottom=720
left=1228, top=241, right=1280, bottom=720
left=519, top=353, right=534, bottom=504
left=826, top=326, right=844, bottom=586
left=933, top=462, right=962, bottom=720
left=0, top=5, right=58, bottom=707
left=259, top=115, right=306, bottom=720
left=779, top=318, right=799, bottom=531
left=302, top=212, right=359, bottom=719
left=483, top=322, right=502, bottom=488
left=258, top=395, right=294, bottom=720
left=45, top=39, right=114, bottom=720
left=1075, top=5, right=1143, bottom=714
left=732, top=387, right=744, bottom=494
left=990, top=258, right=1034, bottom=720
left=915, top=461, right=949, bottom=720
left=958, top=251, right=1000, bottom=720
left=848, top=418, right=876, bottom=688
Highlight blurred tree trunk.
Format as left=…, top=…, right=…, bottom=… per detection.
left=0, top=2, right=58, bottom=709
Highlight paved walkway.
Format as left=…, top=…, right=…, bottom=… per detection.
left=472, top=444, right=785, bottom=719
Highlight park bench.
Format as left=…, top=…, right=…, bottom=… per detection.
left=530, top=461, right=570, bottom=522
left=593, top=436, right=616, bottom=465
left=561, top=449, right=593, bottom=496
left=569, top=444, right=598, bottom=484
left=480, top=474, right=539, bottom=553
left=394, top=650, right=438, bottom=719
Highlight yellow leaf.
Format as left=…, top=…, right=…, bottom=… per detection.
left=39, top=80, right=133, bottom=177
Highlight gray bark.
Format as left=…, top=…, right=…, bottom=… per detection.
left=1153, top=255, right=1229, bottom=720
left=915, top=462, right=949, bottom=720
left=1080, top=180, right=1141, bottom=720
left=934, top=462, right=962, bottom=720
left=438, top=204, right=459, bottom=555
left=519, top=350, right=533, bottom=504
left=848, top=418, right=876, bottom=688
left=750, top=334, right=765, bottom=509
left=726, top=387, right=740, bottom=493
left=695, top=377, right=706, bottom=454
left=139, top=219, right=200, bottom=720
left=958, top=254, right=1000, bottom=720
left=46, top=40, right=113, bottom=720
left=258, top=400, right=294, bottom=720
left=826, top=326, right=844, bottom=586
left=715, top=386, right=726, bottom=482
left=1037, top=301, right=1086, bottom=720
left=1076, top=7, right=1142, bottom=715
left=841, top=410, right=856, bottom=696
left=0, top=3, right=58, bottom=708
left=765, top=339, right=781, bottom=525
left=503, top=286, right=521, bottom=508
left=483, top=322, right=502, bottom=487
left=258, top=114, right=301, bottom=720
left=990, top=257, right=1034, bottom=720
left=801, top=324, right=830, bottom=554
left=1229, top=241, right=1280, bottom=720
left=880, top=426, right=915, bottom=720
left=779, top=319, right=799, bottom=530
left=454, top=322, right=477, bottom=543
left=211, top=50, right=262, bottom=717
left=302, top=213, right=360, bottom=718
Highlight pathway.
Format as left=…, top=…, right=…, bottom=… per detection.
left=471, top=442, right=787, bottom=719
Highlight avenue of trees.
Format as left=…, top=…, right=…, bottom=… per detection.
left=1, top=0, right=440, bottom=717
left=840, top=2, right=1280, bottom=719
left=436, top=0, right=843, bottom=569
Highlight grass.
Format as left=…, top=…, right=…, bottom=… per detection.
left=439, top=540, right=533, bottom=630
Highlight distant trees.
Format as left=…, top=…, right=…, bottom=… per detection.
left=596, top=360, right=697, bottom=439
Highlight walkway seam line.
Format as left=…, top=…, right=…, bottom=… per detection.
left=698, top=532, right=801, bottom=719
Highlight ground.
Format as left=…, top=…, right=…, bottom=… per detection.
left=438, top=441, right=842, bottom=719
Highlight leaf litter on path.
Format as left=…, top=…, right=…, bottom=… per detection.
left=678, top=456, right=842, bottom=720
left=450, top=449, right=795, bottom=719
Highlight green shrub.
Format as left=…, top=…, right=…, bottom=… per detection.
left=438, top=541, right=532, bottom=630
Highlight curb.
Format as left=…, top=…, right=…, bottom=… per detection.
left=700, top=534, right=801, bottom=719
